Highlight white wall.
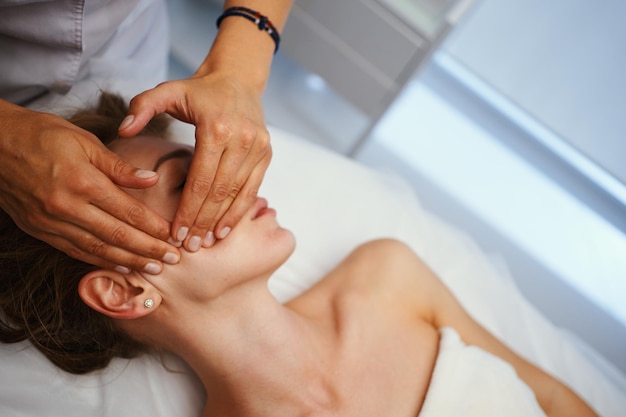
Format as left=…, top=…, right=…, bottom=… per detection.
left=444, top=0, right=626, bottom=185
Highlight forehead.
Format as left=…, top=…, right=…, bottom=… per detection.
left=109, top=136, right=193, bottom=169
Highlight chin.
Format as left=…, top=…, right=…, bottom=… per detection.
left=276, top=226, right=297, bottom=254
left=263, top=228, right=297, bottom=272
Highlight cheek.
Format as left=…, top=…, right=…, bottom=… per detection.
left=158, top=197, right=180, bottom=222
left=140, top=191, right=180, bottom=221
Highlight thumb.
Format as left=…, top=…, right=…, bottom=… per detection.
left=118, top=86, right=174, bottom=137
left=92, top=145, right=159, bottom=188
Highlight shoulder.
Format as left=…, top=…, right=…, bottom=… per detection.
left=342, top=239, right=434, bottom=290
left=330, top=239, right=439, bottom=322
left=347, top=238, right=416, bottom=261
left=290, top=239, right=440, bottom=322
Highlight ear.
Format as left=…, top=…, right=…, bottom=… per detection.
left=78, top=270, right=160, bottom=319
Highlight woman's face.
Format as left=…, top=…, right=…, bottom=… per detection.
left=109, top=136, right=296, bottom=299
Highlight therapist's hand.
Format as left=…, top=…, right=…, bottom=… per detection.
left=119, top=73, right=272, bottom=251
left=0, top=101, right=180, bottom=273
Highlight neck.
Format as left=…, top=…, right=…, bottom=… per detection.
left=157, top=278, right=338, bottom=417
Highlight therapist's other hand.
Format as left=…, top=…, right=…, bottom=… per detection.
left=0, top=103, right=180, bottom=273
left=120, top=74, right=272, bottom=252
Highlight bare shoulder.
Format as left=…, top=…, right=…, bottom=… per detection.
left=289, top=238, right=443, bottom=324
left=346, top=238, right=416, bottom=261
left=345, top=239, right=438, bottom=290
left=336, top=238, right=421, bottom=274
left=289, top=240, right=443, bottom=416
left=326, top=239, right=441, bottom=322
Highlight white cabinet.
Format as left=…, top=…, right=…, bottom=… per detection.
left=281, top=0, right=473, bottom=123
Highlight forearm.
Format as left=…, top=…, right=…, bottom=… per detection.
left=469, top=324, right=598, bottom=417
left=545, top=383, right=598, bottom=417
left=195, top=0, right=294, bottom=93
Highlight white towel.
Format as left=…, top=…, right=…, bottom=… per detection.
left=418, top=328, right=547, bottom=417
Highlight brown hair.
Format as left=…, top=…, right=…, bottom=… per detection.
left=0, top=92, right=170, bottom=374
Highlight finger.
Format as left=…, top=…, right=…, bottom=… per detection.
left=89, top=142, right=160, bottom=189
left=87, top=194, right=180, bottom=265
left=52, top=201, right=179, bottom=273
left=210, top=150, right=272, bottom=243
left=209, top=146, right=271, bottom=233
left=170, top=127, right=227, bottom=243
left=59, top=167, right=172, bottom=245
left=180, top=137, right=253, bottom=251
left=26, top=159, right=178, bottom=267
left=48, top=170, right=180, bottom=266
left=119, top=82, right=187, bottom=137
left=40, top=229, right=165, bottom=275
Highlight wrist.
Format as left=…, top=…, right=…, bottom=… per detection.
left=217, top=7, right=280, bottom=54
left=195, top=17, right=276, bottom=94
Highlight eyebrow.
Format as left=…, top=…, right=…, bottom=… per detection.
left=153, top=148, right=193, bottom=171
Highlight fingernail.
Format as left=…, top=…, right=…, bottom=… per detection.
left=144, top=262, right=162, bottom=275
left=176, top=227, right=189, bottom=242
left=168, top=237, right=183, bottom=247
left=188, top=235, right=201, bottom=252
left=202, top=231, right=215, bottom=247
left=135, top=169, right=157, bottom=179
left=119, top=115, right=134, bottom=131
left=218, top=227, right=231, bottom=239
left=115, top=265, right=131, bottom=274
left=162, top=251, right=180, bottom=264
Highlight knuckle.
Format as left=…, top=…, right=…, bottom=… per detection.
left=65, top=245, right=84, bottom=261
left=244, top=186, right=259, bottom=200
left=192, top=216, right=213, bottom=231
left=125, top=203, right=146, bottom=225
left=210, top=119, right=233, bottom=146
left=42, top=191, right=71, bottom=217
left=190, top=176, right=213, bottom=195
left=209, top=183, right=231, bottom=202
left=228, top=183, right=242, bottom=199
left=256, top=130, right=271, bottom=150
left=66, top=173, right=95, bottom=195
left=85, top=237, right=107, bottom=257
left=108, top=225, right=128, bottom=246
left=238, top=127, right=257, bottom=151
left=127, top=257, right=150, bottom=272
left=143, top=238, right=169, bottom=258
left=255, top=142, right=273, bottom=165
left=128, top=92, right=146, bottom=108
left=112, top=158, right=132, bottom=177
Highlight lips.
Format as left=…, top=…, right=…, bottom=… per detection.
left=252, top=197, right=274, bottom=219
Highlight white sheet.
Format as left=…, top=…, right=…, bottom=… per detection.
left=0, top=122, right=624, bottom=416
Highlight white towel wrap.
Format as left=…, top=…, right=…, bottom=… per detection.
left=418, top=327, right=547, bottom=417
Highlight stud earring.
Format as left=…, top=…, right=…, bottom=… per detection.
left=144, top=298, right=154, bottom=309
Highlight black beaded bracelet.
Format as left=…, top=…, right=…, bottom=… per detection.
left=216, top=6, right=281, bottom=54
